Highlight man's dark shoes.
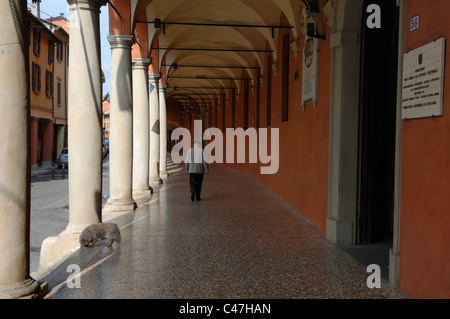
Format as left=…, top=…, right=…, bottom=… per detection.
left=191, top=194, right=195, bottom=201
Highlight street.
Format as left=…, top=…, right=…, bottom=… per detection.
left=30, top=156, right=110, bottom=275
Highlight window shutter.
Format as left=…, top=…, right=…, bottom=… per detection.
left=51, top=72, right=54, bottom=97
left=57, top=82, right=61, bottom=105
left=48, top=41, right=54, bottom=64
left=37, top=65, right=41, bottom=92
left=45, top=70, right=48, bottom=96
left=33, top=29, right=36, bottom=55
left=32, top=62, right=36, bottom=92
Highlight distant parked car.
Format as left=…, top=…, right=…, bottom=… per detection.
left=103, top=139, right=109, bottom=154
left=103, top=143, right=107, bottom=159
left=58, top=148, right=68, bottom=168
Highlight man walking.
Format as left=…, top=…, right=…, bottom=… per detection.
left=185, top=141, right=208, bottom=201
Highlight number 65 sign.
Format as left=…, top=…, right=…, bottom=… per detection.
left=410, top=14, right=419, bottom=32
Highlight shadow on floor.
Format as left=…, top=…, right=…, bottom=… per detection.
left=338, top=236, right=393, bottom=281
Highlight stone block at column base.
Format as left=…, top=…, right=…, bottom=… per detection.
left=132, top=188, right=153, bottom=197
left=42, top=161, right=52, bottom=169
left=103, top=197, right=137, bottom=212
left=39, top=231, right=80, bottom=271
left=389, top=249, right=400, bottom=288
left=0, top=278, right=48, bottom=299
left=160, top=173, right=169, bottom=181
left=149, top=178, right=163, bottom=187
left=326, top=218, right=353, bottom=245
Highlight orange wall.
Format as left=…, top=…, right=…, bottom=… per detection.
left=167, top=107, right=184, bottom=128
left=220, top=10, right=332, bottom=235
left=109, top=0, right=131, bottom=35
left=42, top=122, right=54, bottom=163
left=29, top=20, right=59, bottom=166
left=149, top=38, right=160, bottom=74
left=399, top=0, right=450, bottom=299
left=132, top=10, right=149, bottom=59
left=29, top=24, right=53, bottom=121
left=53, top=31, right=68, bottom=126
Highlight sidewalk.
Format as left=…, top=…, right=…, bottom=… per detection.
left=31, top=166, right=54, bottom=177
left=41, top=158, right=407, bottom=299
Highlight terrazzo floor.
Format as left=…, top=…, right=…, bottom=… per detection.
left=43, top=158, right=407, bottom=299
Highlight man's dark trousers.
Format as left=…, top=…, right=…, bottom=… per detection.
left=190, top=173, right=204, bottom=200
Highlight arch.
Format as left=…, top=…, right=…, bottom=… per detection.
left=167, top=121, right=181, bottom=131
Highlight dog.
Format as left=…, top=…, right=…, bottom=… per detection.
left=79, top=223, right=121, bottom=247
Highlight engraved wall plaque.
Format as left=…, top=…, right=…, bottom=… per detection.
left=402, top=38, right=446, bottom=119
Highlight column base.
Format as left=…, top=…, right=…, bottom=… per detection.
left=389, top=248, right=400, bottom=288
left=149, top=178, right=163, bottom=187
left=0, top=278, right=48, bottom=299
left=160, top=173, right=169, bottom=181
left=103, top=197, right=137, bottom=212
left=40, top=231, right=81, bottom=270
left=132, top=188, right=153, bottom=197
left=326, top=218, right=353, bottom=245
left=42, top=161, right=52, bottom=169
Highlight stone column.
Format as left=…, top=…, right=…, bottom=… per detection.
left=40, top=0, right=107, bottom=269
left=390, top=0, right=406, bottom=289
left=326, top=0, right=364, bottom=246
left=149, top=73, right=161, bottom=186
left=104, top=35, right=137, bottom=211
left=159, top=83, right=169, bottom=179
left=132, top=58, right=152, bottom=196
left=0, top=0, right=46, bottom=299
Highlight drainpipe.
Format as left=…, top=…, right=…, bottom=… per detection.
left=64, top=39, right=68, bottom=149
left=390, top=0, right=406, bottom=289
left=52, top=41, right=56, bottom=163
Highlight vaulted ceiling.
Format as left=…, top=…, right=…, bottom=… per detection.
left=112, top=0, right=314, bottom=112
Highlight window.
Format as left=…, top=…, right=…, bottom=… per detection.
left=243, top=79, right=249, bottom=129
left=215, top=103, right=218, bottom=128
left=281, top=34, right=290, bottom=122
left=231, top=88, right=236, bottom=128
left=222, top=96, right=225, bottom=131
left=45, top=70, right=53, bottom=97
left=256, top=69, right=261, bottom=129
left=57, top=43, right=63, bottom=61
left=266, top=56, right=272, bottom=126
left=57, top=82, right=62, bottom=105
left=32, top=62, right=41, bottom=93
left=32, top=62, right=35, bottom=92
left=33, top=28, right=41, bottom=56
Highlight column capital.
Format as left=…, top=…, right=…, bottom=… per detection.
left=158, top=83, right=168, bottom=92
left=132, top=58, right=152, bottom=70
left=148, top=73, right=161, bottom=82
left=108, top=34, right=135, bottom=50
left=67, top=0, right=108, bottom=12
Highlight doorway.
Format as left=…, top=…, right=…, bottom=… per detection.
left=357, top=0, right=399, bottom=245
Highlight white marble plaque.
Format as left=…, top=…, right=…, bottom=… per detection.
left=302, top=36, right=318, bottom=108
left=402, top=38, right=446, bottom=119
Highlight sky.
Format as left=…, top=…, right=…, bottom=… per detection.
left=30, top=0, right=112, bottom=95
